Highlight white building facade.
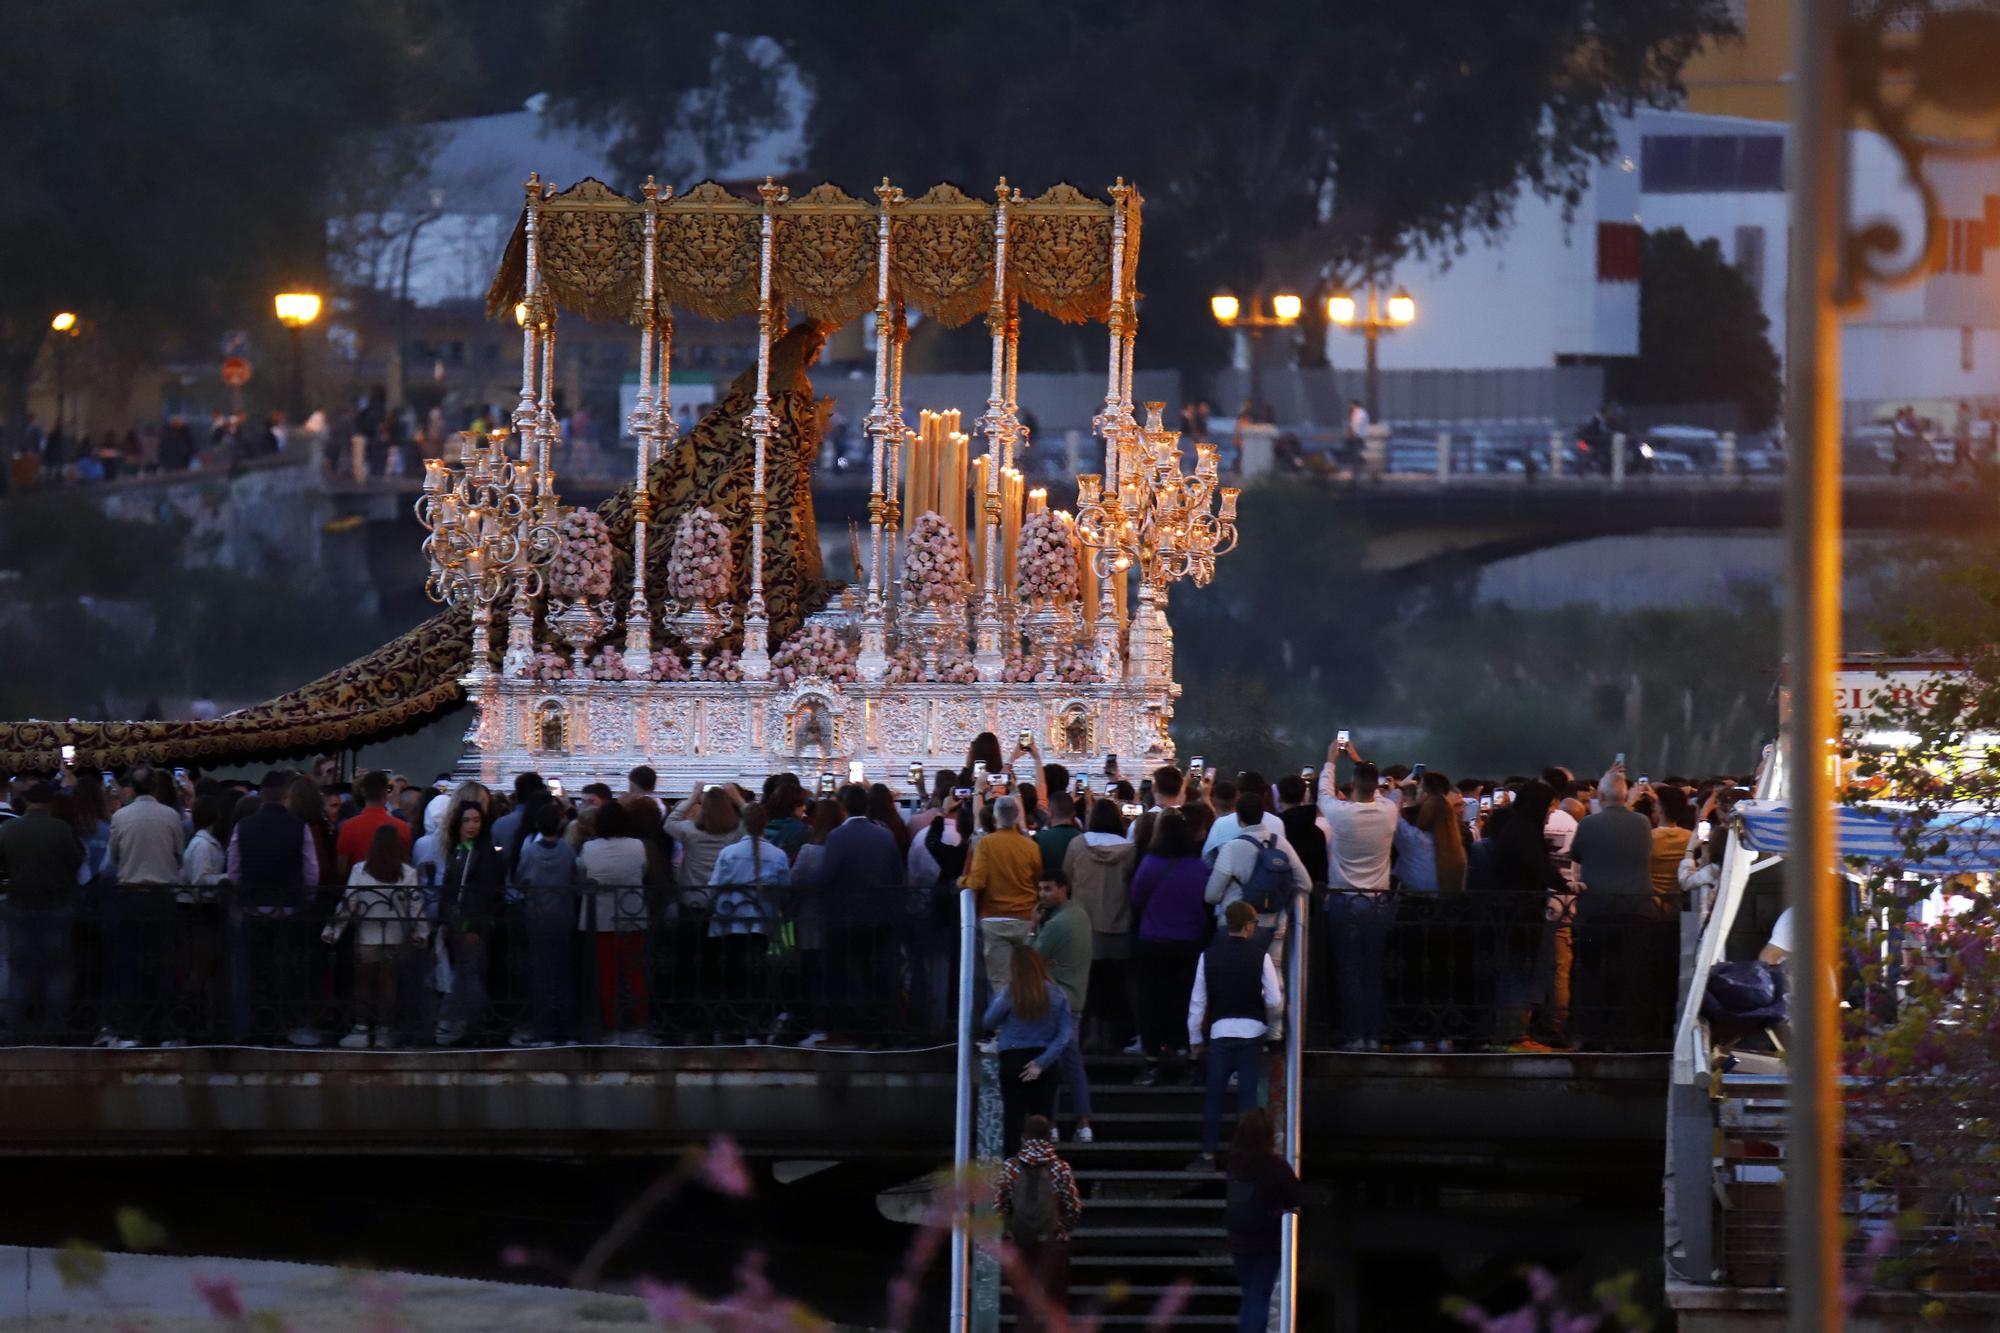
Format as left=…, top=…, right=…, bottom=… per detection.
left=1359, top=107, right=2000, bottom=426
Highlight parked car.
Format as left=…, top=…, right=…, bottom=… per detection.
left=1643, top=424, right=1722, bottom=469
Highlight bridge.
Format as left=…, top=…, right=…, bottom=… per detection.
left=24, top=454, right=1986, bottom=588
left=0, top=883, right=1673, bottom=1330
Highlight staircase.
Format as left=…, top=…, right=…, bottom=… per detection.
left=999, top=1051, right=1246, bottom=1328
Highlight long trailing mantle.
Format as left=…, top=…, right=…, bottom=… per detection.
left=0, top=324, right=834, bottom=774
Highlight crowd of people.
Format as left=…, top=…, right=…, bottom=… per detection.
left=2, top=393, right=635, bottom=495
left=6, top=410, right=297, bottom=488
left=0, top=735, right=1741, bottom=1061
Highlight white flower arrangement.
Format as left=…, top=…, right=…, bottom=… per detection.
left=772, top=622, right=860, bottom=688
left=903, top=511, right=969, bottom=605
left=1014, top=511, right=1079, bottom=606
left=549, top=509, right=614, bottom=600
left=668, top=506, right=734, bottom=605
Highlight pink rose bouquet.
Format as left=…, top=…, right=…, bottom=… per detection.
left=772, top=623, right=860, bottom=688
left=903, top=511, right=968, bottom=605
left=550, top=509, right=614, bottom=599
left=1014, top=511, right=1078, bottom=605
left=668, top=506, right=734, bottom=605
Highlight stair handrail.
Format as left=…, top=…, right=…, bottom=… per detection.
left=949, top=885, right=977, bottom=1331
left=1277, top=883, right=1309, bottom=1332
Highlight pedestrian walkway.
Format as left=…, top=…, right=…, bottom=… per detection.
left=0, top=1245, right=653, bottom=1330
left=1000, top=1051, right=1258, bottom=1327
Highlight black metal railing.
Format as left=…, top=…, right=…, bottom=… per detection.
left=0, top=882, right=957, bottom=1049
left=1301, top=888, right=1682, bottom=1052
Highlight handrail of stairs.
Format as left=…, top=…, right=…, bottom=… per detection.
left=1278, top=883, right=1308, bottom=1332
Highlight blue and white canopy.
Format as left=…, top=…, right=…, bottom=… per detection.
left=1734, top=800, right=2000, bottom=874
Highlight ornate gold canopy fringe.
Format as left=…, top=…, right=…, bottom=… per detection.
left=485, top=177, right=1132, bottom=329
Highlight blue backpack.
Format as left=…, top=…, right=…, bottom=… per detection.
left=1232, top=832, right=1292, bottom=914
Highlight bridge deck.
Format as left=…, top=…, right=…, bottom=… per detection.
left=0, top=1047, right=1665, bottom=1158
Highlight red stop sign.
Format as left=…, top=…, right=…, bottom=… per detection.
left=220, top=356, right=253, bottom=387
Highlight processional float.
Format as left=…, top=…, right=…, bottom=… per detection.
left=423, top=172, right=1239, bottom=788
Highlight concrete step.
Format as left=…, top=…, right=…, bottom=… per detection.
left=1072, top=1284, right=1240, bottom=1298
left=1071, top=1254, right=1237, bottom=1268
left=1073, top=1226, right=1228, bottom=1241
left=1000, top=1304, right=1232, bottom=1320
left=1080, top=1160, right=1216, bottom=1176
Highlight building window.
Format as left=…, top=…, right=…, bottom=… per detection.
left=1641, top=134, right=1784, bottom=192
left=1734, top=225, right=1766, bottom=294
left=1598, top=222, right=1642, bottom=282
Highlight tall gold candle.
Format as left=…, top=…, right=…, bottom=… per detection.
left=970, top=454, right=990, bottom=586
left=1073, top=512, right=1096, bottom=627
left=950, top=431, right=969, bottom=542
left=1028, top=486, right=1047, bottom=518
left=903, top=411, right=923, bottom=534
left=1002, top=468, right=1023, bottom=595
left=1113, top=559, right=1129, bottom=639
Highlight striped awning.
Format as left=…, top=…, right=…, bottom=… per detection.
left=1734, top=800, right=2000, bottom=874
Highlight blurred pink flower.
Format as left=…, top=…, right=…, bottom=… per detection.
left=191, top=1274, right=244, bottom=1320
left=1144, top=1277, right=1194, bottom=1328
left=702, top=1134, right=753, bottom=1199
left=637, top=1276, right=703, bottom=1326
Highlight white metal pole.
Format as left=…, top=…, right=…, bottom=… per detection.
left=950, top=887, right=978, bottom=1332
left=1278, top=883, right=1308, bottom=1332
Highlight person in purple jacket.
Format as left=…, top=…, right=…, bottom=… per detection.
left=1128, top=808, right=1212, bottom=1085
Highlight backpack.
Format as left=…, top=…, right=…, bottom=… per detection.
left=1225, top=1169, right=1277, bottom=1236
left=1232, top=832, right=1292, bottom=915
left=1008, top=1160, right=1061, bottom=1243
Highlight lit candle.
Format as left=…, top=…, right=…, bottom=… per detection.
left=1112, top=557, right=1128, bottom=639
left=1072, top=512, right=1096, bottom=626
left=971, top=454, right=990, bottom=586
left=1002, top=467, right=1022, bottom=595
left=950, top=431, right=969, bottom=546
left=1028, top=486, right=1046, bottom=517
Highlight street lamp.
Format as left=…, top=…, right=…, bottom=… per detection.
left=1209, top=288, right=1302, bottom=410
left=1327, top=281, right=1417, bottom=423
left=49, top=311, right=81, bottom=437
left=274, top=291, right=322, bottom=421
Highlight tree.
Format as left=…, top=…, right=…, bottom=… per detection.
left=535, top=1, right=1736, bottom=373
left=1610, top=226, right=1782, bottom=430
left=1830, top=544, right=2000, bottom=1294
left=0, top=2, right=462, bottom=449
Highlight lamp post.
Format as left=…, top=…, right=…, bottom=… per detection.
left=1209, top=289, right=1301, bottom=412
left=1327, top=282, right=1416, bottom=423
left=49, top=312, right=80, bottom=440
left=274, top=291, right=323, bottom=422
